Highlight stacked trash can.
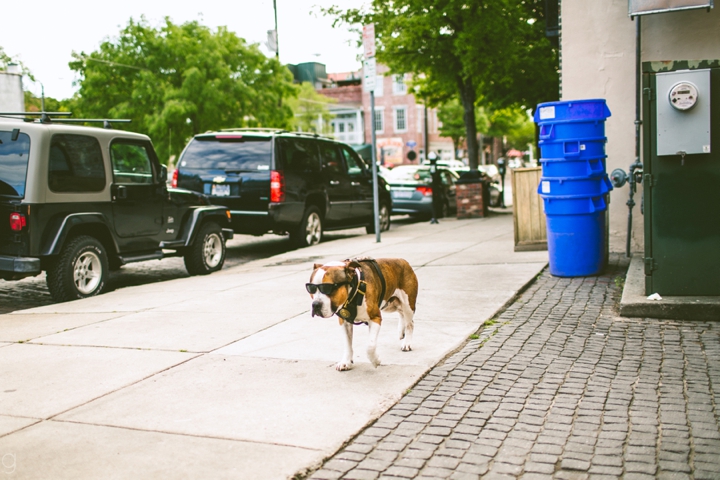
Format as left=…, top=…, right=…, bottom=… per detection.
left=533, top=99, right=612, bottom=277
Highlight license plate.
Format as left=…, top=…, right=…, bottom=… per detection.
left=393, top=191, right=413, bottom=199
left=211, top=184, right=230, bottom=196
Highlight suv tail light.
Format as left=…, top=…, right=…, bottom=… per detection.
left=9, top=212, right=26, bottom=231
left=171, top=168, right=179, bottom=188
left=415, top=186, right=433, bottom=196
left=270, top=170, right=285, bottom=203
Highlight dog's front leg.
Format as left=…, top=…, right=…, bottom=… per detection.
left=336, top=320, right=354, bottom=371
left=366, top=319, right=382, bottom=368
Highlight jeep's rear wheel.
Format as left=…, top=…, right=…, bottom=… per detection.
left=46, top=235, right=109, bottom=302
left=291, top=206, right=323, bottom=248
left=184, top=222, right=226, bottom=275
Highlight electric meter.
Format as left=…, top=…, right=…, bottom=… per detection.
left=668, top=81, right=699, bottom=111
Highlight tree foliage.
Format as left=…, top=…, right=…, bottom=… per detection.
left=487, top=107, right=535, bottom=152
left=69, top=18, right=297, bottom=163
left=285, top=82, right=337, bottom=134
left=325, top=0, right=558, bottom=169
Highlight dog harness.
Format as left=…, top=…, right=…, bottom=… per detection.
left=337, top=259, right=386, bottom=325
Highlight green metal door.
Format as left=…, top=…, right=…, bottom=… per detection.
left=643, top=60, right=720, bottom=296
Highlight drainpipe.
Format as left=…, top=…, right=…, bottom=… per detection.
left=626, top=15, right=644, bottom=258
left=610, top=15, right=644, bottom=258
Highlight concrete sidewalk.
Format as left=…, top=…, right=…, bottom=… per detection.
left=0, top=212, right=548, bottom=479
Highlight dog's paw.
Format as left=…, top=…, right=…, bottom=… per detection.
left=335, top=361, right=353, bottom=371
left=367, top=352, right=381, bottom=368
left=401, top=343, right=412, bottom=352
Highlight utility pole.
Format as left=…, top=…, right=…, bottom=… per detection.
left=273, top=0, right=279, bottom=61
left=363, top=23, right=381, bottom=242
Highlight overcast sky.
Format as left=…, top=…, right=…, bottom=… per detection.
left=1, top=0, right=366, bottom=100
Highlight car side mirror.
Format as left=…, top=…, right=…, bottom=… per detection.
left=158, top=165, right=168, bottom=183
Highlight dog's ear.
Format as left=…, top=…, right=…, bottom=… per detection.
left=345, top=260, right=361, bottom=279
left=313, top=263, right=324, bottom=270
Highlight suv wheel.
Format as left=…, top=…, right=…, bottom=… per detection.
left=366, top=202, right=391, bottom=234
left=292, top=206, right=323, bottom=247
left=46, top=235, right=109, bottom=302
left=184, top=222, right=226, bottom=275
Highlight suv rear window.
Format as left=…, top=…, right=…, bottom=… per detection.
left=0, top=129, right=31, bottom=197
left=179, top=136, right=271, bottom=171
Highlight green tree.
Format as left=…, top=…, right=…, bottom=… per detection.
left=487, top=107, right=535, bottom=152
left=24, top=91, right=72, bottom=113
left=286, top=82, right=337, bottom=134
left=437, top=99, right=465, bottom=156
left=69, top=17, right=297, bottom=163
left=325, top=0, right=558, bottom=170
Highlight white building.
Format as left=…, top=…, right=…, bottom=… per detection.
left=560, top=1, right=719, bottom=253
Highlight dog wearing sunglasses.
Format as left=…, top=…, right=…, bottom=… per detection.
left=307, top=257, right=418, bottom=371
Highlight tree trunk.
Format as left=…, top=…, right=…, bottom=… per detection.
left=458, top=78, right=478, bottom=170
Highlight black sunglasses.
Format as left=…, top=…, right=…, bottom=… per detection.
left=306, top=282, right=348, bottom=295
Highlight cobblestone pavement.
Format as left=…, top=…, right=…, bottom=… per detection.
left=306, top=254, right=720, bottom=480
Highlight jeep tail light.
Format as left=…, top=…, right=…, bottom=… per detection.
left=415, top=186, right=433, bottom=196
left=171, top=168, right=178, bottom=188
left=9, top=212, right=26, bottom=232
left=270, top=170, right=285, bottom=203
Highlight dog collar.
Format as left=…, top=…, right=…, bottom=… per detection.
left=337, top=268, right=367, bottom=325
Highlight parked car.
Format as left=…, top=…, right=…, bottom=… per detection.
left=384, top=165, right=459, bottom=219
left=476, top=164, right=503, bottom=207
left=438, top=161, right=503, bottom=208
left=173, top=130, right=392, bottom=247
left=0, top=114, right=233, bottom=302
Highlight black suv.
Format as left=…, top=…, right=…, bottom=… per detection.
left=0, top=114, right=233, bottom=302
left=173, top=129, right=392, bottom=247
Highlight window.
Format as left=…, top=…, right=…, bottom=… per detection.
left=374, top=75, right=384, bottom=97
left=394, top=107, right=408, bottom=133
left=0, top=130, right=31, bottom=196
left=373, top=109, right=384, bottom=133
left=278, top=138, right=320, bottom=173
left=319, top=142, right=345, bottom=174
left=180, top=136, right=271, bottom=171
left=341, top=146, right=366, bottom=176
left=392, top=74, right=407, bottom=95
left=110, top=142, right=154, bottom=185
left=49, top=134, right=106, bottom=192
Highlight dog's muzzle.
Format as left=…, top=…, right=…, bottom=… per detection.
left=311, top=299, right=325, bottom=317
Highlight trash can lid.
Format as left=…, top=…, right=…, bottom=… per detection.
left=534, top=99, right=612, bottom=124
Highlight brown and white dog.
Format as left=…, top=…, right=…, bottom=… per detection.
left=307, top=257, right=418, bottom=371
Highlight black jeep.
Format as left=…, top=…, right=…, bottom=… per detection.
left=0, top=114, right=233, bottom=302
left=173, top=129, right=392, bottom=247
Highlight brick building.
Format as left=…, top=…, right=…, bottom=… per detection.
left=360, top=63, right=453, bottom=166
left=304, top=63, right=453, bottom=166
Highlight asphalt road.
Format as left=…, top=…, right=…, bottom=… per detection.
left=0, top=227, right=372, bottom=315
left=0, top=211, right=502, bottom=314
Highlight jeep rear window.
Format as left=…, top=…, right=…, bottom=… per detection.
left=179, top=136, right=271, bottom=171
left=48, top=134, right=106, bottom=193
left=0, top=130, right=31, bottom=197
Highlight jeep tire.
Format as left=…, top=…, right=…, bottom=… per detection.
left=184, top=222, right=226, bottom=275
left=291, top=206, right=323, bottom=248
left=46, top=235, right=109, bottom=302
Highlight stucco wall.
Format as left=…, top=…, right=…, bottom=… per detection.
left=0, top=72, right=24, bottom=112
left=560, top=0, right=719, bottom=253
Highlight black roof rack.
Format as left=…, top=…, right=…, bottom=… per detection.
left=0, top=112, right=131, bottom=129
